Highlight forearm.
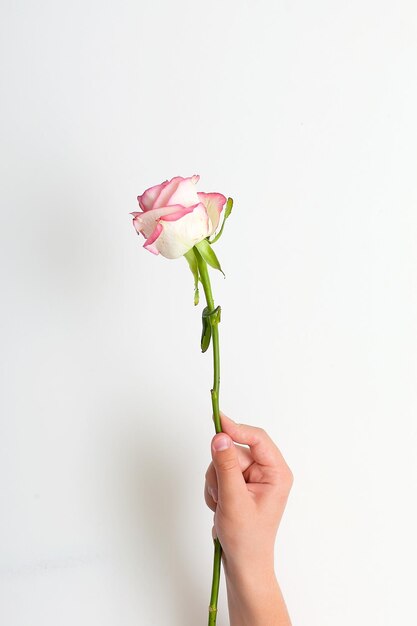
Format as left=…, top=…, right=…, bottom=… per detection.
left=224, top=558, right=292, bottom=626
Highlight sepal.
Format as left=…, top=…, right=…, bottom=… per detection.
left=195, top=239, right=225, bottom=276
left=209, top=197, right=233, bottom=245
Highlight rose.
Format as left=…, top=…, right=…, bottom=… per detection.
left=129, top=174, right=234, bottom=623
left=131, top=175, right=227, bottom=259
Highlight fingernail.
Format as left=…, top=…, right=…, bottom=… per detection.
left=213, top=434, right=231, bottom=452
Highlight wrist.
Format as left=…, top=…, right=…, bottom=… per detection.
left=224, top=559, right=277, bottom=596
left=223, top=548, right=275, bottom=582
left=225, top=567, right=282, bottom=626
left=223, top=555, right=292, bottom=626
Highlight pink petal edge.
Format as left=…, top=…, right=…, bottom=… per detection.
left=132, top=214, right=146, bottom=238
left=143, top=222, right=163, bottom=255
left=138, top=179, right=169, bottom=212
left=197, top=192, right=227, bottom=233
left=197, top=192, right=227, bottom=212
left=153, top=175, right=200, bottom=209
left=159, top=203, right=199, bottom=222
left=137, top=175, right=200, bottom=212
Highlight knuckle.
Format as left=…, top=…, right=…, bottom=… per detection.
left=281, top=466, right=294, bottom=490
left=269, top=466, right=293, bottom=501
left=254, top=426, right=270, bottom=444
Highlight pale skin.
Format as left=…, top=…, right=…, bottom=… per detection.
left=204, top=412, right=293, bottom=626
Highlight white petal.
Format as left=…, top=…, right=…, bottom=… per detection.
left=153, top=203, right=211, bottom=259
left=133, top=204, right=188, bottom=238
left=166, top=178, right=199, bottom=208
left=197, top=192, right=227, bottom=234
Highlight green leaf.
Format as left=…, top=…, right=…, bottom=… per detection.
left=200, top=305, right=221, bottom=352
left=200, top=306, right=212, bottom=352
left=195, top=239, right=225, bottom=276
left=210, top=197, right=233, bottom=244
left=184, top=248, right=200, bottom=305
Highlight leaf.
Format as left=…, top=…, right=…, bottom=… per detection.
left=195, top=239, right=225, bottom=276
left=200, top=306, right=212, bottom=352
left=200, top=306, right=221, bottom=352
left=210, top=197, right=233, bottom=244
left=184, top=248, right=200, bottom=305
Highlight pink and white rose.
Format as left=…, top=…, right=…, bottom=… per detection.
left=132, top=175, right=227, bottom=259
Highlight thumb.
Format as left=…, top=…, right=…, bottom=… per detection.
left=211, top=433, right=246, bottom=506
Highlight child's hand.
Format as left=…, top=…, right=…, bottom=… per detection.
left=204, top=411, right=293, bottom=575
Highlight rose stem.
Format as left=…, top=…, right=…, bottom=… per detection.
left=194, top=247, right=222, bottom=626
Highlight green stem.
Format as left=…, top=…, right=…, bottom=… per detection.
left=209, top=539, right=222, bottom=626
left=195, top=248, right=221, bottom=434
left=194, top=246, right=222, bottom=625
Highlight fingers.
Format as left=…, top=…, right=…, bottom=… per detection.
left=206, top=413, right=293, bottom=516
left=204, top=482, right=217, bottom=512
left=204, top=463, right=218, bottom=512
left=204, top=443, right=252, bottom=512
left=212, top=522, right=217, bottom=540
left=211, top=433, right=247, bottom=507
left=220, top=411, right=288, bottom=471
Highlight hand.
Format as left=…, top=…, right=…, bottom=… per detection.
left=204, top=411, right=293, bottom=626
left=204, top=411, right=293, bottom=571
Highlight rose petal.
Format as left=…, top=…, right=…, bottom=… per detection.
left=154, top=175, right=200, bottom=209
left=197, top=192, right=227, bottom=234
left=138, top=180, right=169, bottom=211
left=132, top=204, right=191, bottom=239
left=160, top=204, right=196, bottom=222
left=152, top=176, right=183, bottom=208
left=143, top=222, right=163, bottom=255
left=138, top=175, right=201, bottom=212
left=167, top=177, right=200, bottom=208
left=151, top=203, right=211, bottom=259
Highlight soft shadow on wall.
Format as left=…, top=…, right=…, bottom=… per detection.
left=94, top=401, right=209, bottom=626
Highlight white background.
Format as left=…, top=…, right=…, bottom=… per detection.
left=1, top=1, right=417, bottom=624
